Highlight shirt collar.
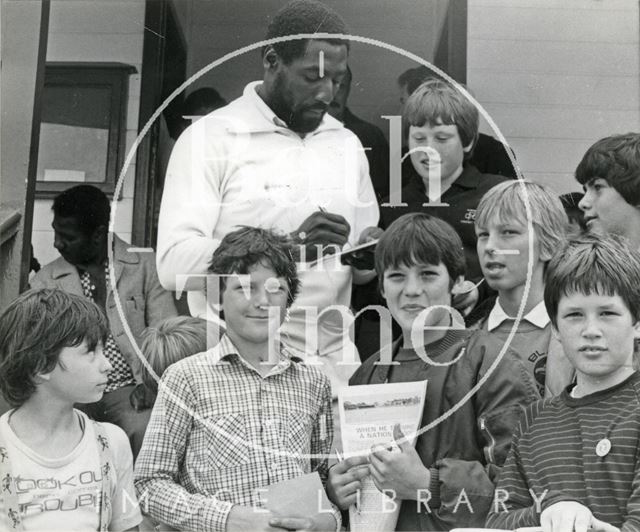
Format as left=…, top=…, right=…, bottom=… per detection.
left=451, top=164, right=482, bottom=189
left=487, top=299, right=550, bottom=331
left=408, top=163, right=482, bottom=194
left=228, top=81, right=343, bottom=135
left=209, top=334, right=295, bottom=376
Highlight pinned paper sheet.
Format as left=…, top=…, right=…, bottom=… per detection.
left=265, top=472, right=333, bottom=518
left=43, top=169, right=86, bottom=182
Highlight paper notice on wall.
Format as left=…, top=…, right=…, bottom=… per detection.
left=339, top=380, right=427, bottom=532
left=42, top=169, right=86, bottom=182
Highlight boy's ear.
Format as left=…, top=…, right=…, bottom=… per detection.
left=538, top=246, right=553, bottom=263
left=35, top=372, right=51, bottom=383
left=633, top=319, right=640, bottom=340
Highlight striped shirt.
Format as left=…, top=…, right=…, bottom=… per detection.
left=134, top=335, right=338, bottom=532
left=487, top=371, right=640, bottom=532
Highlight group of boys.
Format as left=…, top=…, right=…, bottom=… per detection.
left=2, top=132, right=639, bottom=531
left=2, top=0, right=640, bottom=530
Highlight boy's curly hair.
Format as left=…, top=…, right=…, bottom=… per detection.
left=208, top=226, right=300, bottom=307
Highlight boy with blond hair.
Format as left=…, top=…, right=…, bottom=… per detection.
left=475, top=180, right=574, bottom=397
left=487, top=234, right=640, bottom=532
left=139, top=316, right=214, bottom=398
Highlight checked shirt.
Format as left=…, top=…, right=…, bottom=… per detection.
left=79, top=266, right=135, bottom=392
left=134, top=335, right=338, bottom=532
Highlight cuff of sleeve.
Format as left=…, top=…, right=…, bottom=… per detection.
left=331, top=503, right=342, bottom=532
left=428, top=467, right=441, bottom=509
left=209, top=499, right=234, bottom=532
left=539, top=492, right=579, bottom=514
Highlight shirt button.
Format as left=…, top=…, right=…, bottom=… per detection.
left=271, top=462, right=279, bottom=471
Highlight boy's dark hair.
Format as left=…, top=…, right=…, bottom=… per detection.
left=375, top=213, right=466, bottom=292
left=575, top=133, right=640, bottom=206
left=0, top=289, right=108, bottom=406
left=140, top=316, right=210, bottom=395
left=52, top=185, right=110, bottom=236
left=264, top=0, right=349, bottom=65
left=403, top=78, right=479, bottom=158
left=183, top=87, right=227, bottom=117
left=397, top=66, right=434, bottom=96
left=559, top=191, right=587, bottom=232
left=208, top=226, right=300, bottom=307
left=544, top=233, right=640, bottom=328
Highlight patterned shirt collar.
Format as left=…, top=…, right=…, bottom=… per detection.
left=487, top=299, right=550, bottom=331
left=209, top=334, right=297, bottom=377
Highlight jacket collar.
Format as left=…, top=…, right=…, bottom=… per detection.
left=369, top=329, right=471, bottom=384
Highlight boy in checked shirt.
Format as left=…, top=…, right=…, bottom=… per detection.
left=135, top=227, right=338, bottom=531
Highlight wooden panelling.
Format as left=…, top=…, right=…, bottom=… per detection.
left=468, top=0, right=640, bottom=194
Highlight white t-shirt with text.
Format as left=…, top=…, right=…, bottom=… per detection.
left=0, top=410, right=141, bottom=531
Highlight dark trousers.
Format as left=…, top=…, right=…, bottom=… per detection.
left=78, top=384, right=151, bottom=461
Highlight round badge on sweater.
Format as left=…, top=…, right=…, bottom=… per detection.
left=596, top=438, right=611, bottom=457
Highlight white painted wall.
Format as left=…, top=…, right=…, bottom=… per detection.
left=468, top=0, right=640, bottom=194
left=31, top=0, right=145, bottom=268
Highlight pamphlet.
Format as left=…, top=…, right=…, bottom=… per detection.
left=265, top=472, right=332, bottom=519
left=338, top=380, right=428, bottom=532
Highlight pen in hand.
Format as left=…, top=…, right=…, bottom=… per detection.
left=335, top=449, right=362, bottom=514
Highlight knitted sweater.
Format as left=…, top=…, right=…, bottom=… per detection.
left=486, top=372, right=640, bottom=532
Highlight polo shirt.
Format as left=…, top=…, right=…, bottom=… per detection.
left=380, top=164, right=507, bottom=281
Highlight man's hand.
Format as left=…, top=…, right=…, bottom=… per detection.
left=326, top=455, right=370, bottom=510
left=269, top=513, right=337, bottom=531
left=348, top=226, right=383, bottom=279
left=368, top=424, right=430, bottom=501
left=293, top=211, right=350, bottom=262
left=356, top=226, right=383, bottom=246
left=540, top=501, right=620, bottom=532
left=451, top=281, right=479, bottom=317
